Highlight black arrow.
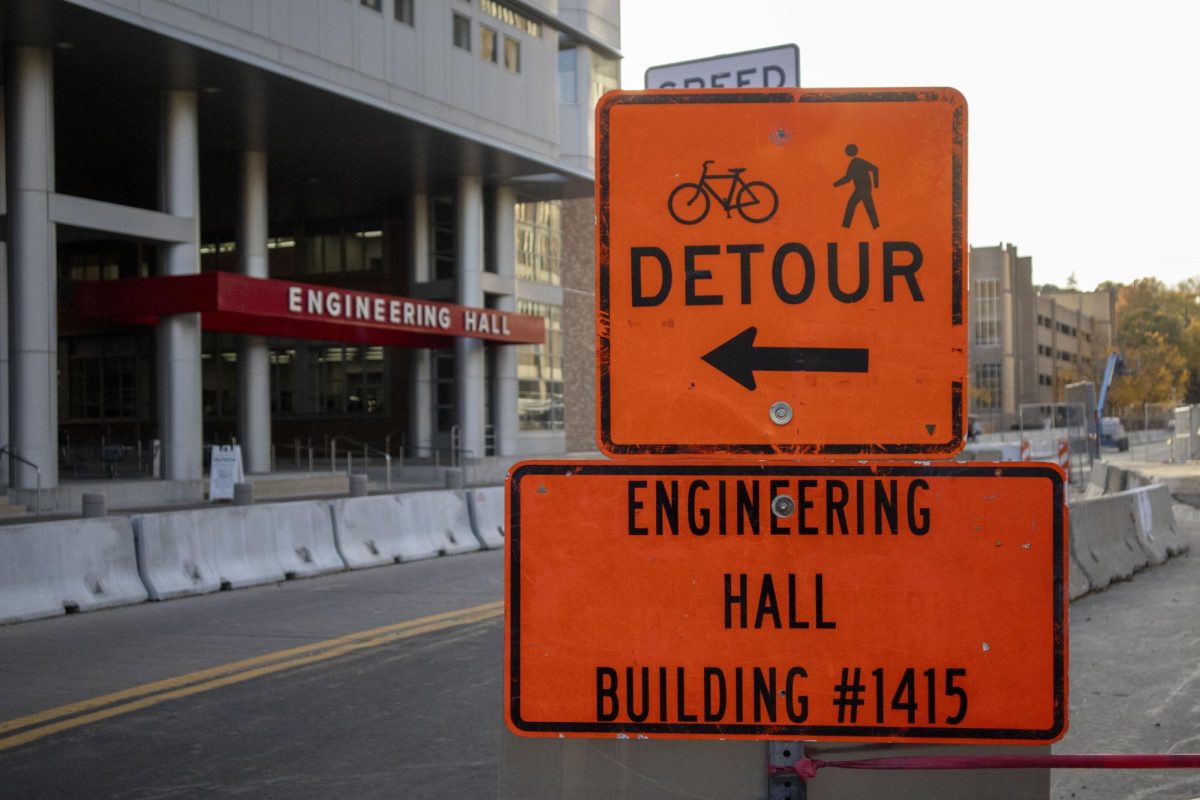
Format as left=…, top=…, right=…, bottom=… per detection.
left=701, top=326, right=869, bottom=390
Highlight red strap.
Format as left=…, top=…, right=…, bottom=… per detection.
left=774, top=754, right=1200, bottom=781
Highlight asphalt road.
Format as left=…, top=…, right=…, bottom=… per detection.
left=1, top=527, right=1198, bottom=799
left=0, top=550, right=507, bottom=800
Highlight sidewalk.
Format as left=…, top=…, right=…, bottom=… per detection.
left=0, top=471, right=434, bottom=526
left=1051, top=523, right=1200, bottom=800
left=1101, top=446, right=1200, bottom=503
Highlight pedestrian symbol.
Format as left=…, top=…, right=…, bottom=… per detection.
left=834, top=144, right=879, bottom=229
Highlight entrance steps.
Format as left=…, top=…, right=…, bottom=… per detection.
left=246, top=472, right=349, bottom=500
left=0, top=500, right=28, bottom=516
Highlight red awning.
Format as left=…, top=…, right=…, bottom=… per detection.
left=71, top=272, right=544, bottom=348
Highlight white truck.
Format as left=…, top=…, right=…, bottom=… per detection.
left=1100, top=416, right=1130, bottom=451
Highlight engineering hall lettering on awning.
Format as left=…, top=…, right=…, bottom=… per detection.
left=71, top=272, right=544, bottom=348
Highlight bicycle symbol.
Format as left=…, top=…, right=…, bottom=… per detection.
left=667, top=160, right=779, bottom=225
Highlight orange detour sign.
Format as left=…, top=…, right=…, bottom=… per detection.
left=596, top=88, right=967, bottom=458
left=505, top=461, right=1067, bottom=744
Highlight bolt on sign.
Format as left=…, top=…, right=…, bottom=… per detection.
left=505, top=462, right=1067, bottom=743
left=596, top=88, right=967, bottom=458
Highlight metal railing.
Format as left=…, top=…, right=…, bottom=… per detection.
left=402, top=443, right=451, bottom=468
left=0, top=446, right=41, bottom=514
left=290, top=438, right=319, bottom=472
left=449, top=424, right=495, bottom=467
left=60, top=434, right=160, bottom=480
left=329, top=435, right=392, bottom=491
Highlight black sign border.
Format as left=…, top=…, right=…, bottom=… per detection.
left=507, top=461, right=1066, bottom=742
left=596, top=89, right=967, bottom=457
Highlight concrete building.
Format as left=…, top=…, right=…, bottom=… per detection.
left=1, top=0, right=618, bottom=496
left=968, top=243, right=1115, bottom=431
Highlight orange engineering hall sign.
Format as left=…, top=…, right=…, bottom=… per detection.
left=596, top=88, right=967, bottom=457
left=504, top=462, right=1067, bottom=744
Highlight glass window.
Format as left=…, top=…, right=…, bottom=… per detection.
left=479, top=0, right=541, bottom=37
left=322, top=234, right=345, bottom=273
left=557, top=45, right=577, bottom=103
left=517, top=302, right=563, bottom=431
left=503, top=35, right=520, bottom=73
left=430, top=196, right=457, bottom=281
left=515, top=199, right=562, bottom=286
left=347, top=346, right=386, bottom=414
left=61, top=242, right=152, bottom=281
left=972, top=363, right=1002, bottom=411
left=394, top=0, right=414, bottom=24
left=66, top=335, right=150, bottom=421
left=316, top=346, right=345, bottom=415
left=480, top=25, right=498, bottom=62
left=269, top=348, right=295, bottom=415
left=258, top=341, right=388, bottom=419
left=453, top=13, right=471, bottom=50
left=361, top=0, right=382, bottom=11
left=973, top=277, right=1001, bottom=346
left=67, top=253, right=121, bottom=282
left=435, top=351, right=457, bottom=432
left=299, top=225, right=383, bottom=275
left=200, top=333, right=239, bottom=420
left=590, top=53, right=619, bottom=109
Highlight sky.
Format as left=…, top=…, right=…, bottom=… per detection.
left=617, top=1, right=1200, bottom=292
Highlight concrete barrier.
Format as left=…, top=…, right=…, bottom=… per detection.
left=0, top=518, right=148, bottom=624
left=1068, top=551, right=1092, bottom=600
left=1104, top=464, right=1128, bottom=494
left=1126, top=486, right=1169, bottom=565
left=134, top=501, right=343, bottom=600
left=1171, top=502, right=1200, bottom=552
left=1068, top=492, right=1148, bottom=591
left=332, top=490, right=480, bottom=569
left=265, top=501, right=347, bottom=578
left=956, top=444, right=1009, bottom=462
left=329, top=495, right=401, bottom=569
left=1140, top=487, right=1190, bottom=558
left=467, top=486, right=505, bottom=549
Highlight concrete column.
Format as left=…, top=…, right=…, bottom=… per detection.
left=157, top=89, right=203, bottom=481
left=491, top=184, right=519, bottom=456
left=237, top=148, right=271, bottom=474
left=455, top=176, right=485, bottom=461
left=407, top=194, right=433, bottom=459
left=0, top=86, right=10, bottom=487
left=5, top=47, right=58, bottom=488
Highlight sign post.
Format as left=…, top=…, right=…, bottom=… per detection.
left=501, top=86, right=1066, bottom=800
left=596, top=88, right=967, bottom=458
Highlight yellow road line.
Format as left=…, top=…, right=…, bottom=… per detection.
left=0, top=601, right=503, bottom=752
